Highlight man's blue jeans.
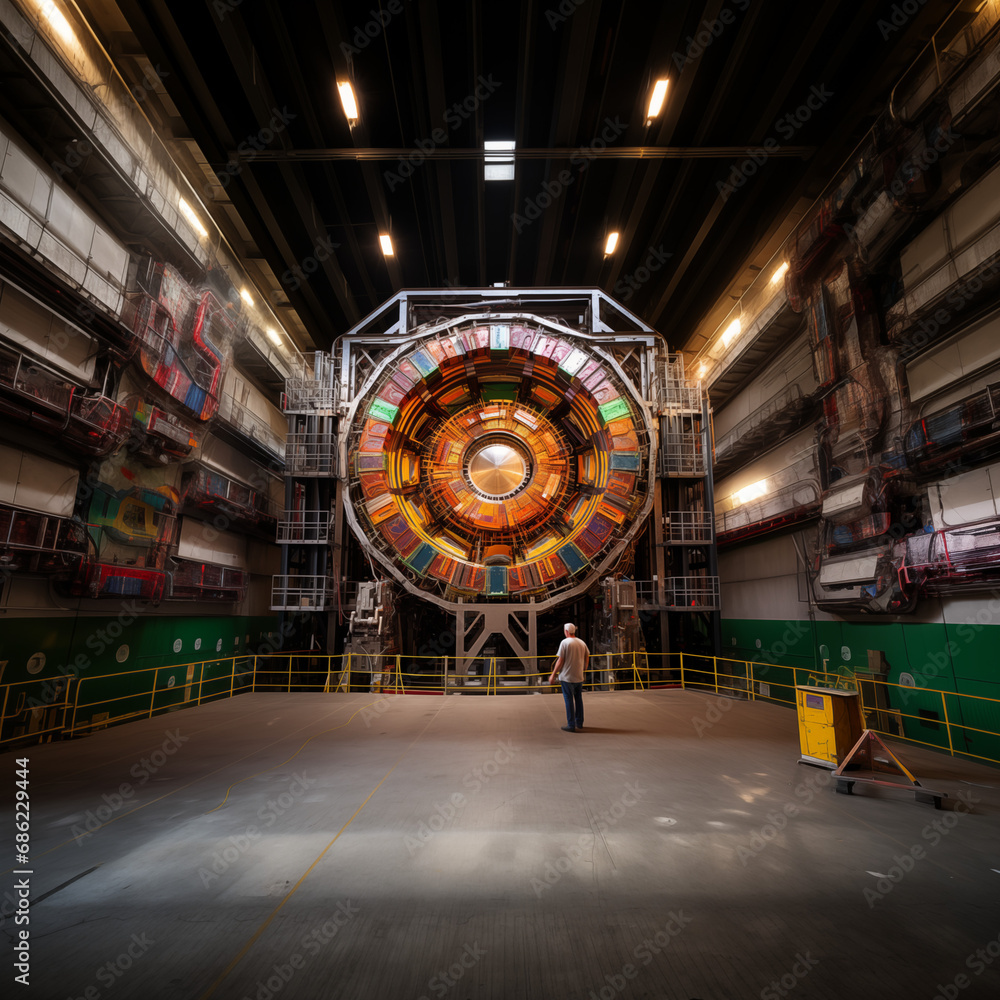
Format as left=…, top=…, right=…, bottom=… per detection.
left=561, top=681, right=584, bottom=729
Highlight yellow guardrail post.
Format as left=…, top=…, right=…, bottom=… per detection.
left=70, top=678, right=82, bottom=736
left=198, top=661, right=207, bottom=706
left=396, top=655, right=402, bottom=694
left=59, top=677, right=74, bottom=737
left=940, top=690, right=956, bottom=757
left=149, top=666, right=159, bottom=719
left=229, top=656, right=236, bottom=699
left=713, top=656, right=719, bottom=694
left=287, top=657, right=293, bottom=694
left=0, top=684, right=9, bottom=732
left=680, top=651, right=685, bottom=689
left=443, top=655, right=449, bottom=694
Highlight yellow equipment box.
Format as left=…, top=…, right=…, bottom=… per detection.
left=796, top=686, right=864, bottom=767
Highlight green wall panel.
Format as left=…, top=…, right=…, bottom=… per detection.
left=0, top=613, right=280, bottom=736
left=0, top=614, right=279, bottom=685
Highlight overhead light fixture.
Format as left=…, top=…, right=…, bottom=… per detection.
left=266, top=328, right=282, bottom=346
left=645, top=79, right=669, bottom=125
left=37, top=1, right=76, bottom=46
left=771, top=261, right=790, bottom=284
left=604, top=232, right=620, bottom=256
left=485, top=140, right=515, bottom=181
left=722, top=317, right=741, bottom=347
left=338, top=81, right=359, bottom=125
left=178, top=197, right=208, bottom=239
left=240, top=288, right=254, bottom=307
left=379, top=233, right=394, bottom=256
left=696, top=362, right=708, bottom=380
left=733, top=479, right=768, bottom=506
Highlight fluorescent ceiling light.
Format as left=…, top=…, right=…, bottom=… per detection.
left=721, top=317, right=741, bottom=347
left=338, top=81, right=359, bottom=124
left=696, top=363, right=708, bottom=380
left=178, top=198, right=208, bottom=238
left=733, top=479, right=767, bottom=506
left=771, top=261, right=790, bottom=284
left=604, top=232, right=620, bottom=255
left=379, top=233, right=394, bottom=256
left=38, top=1, right=76, bottom=46
left=485, top=140, right=515, bottom=181
left=646, top=79, right=669, bottom=123
left=240, top=288, right=254, bottom=307
left=266, top=328, right=282, bottom=346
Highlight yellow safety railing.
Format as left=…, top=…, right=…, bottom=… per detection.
left=3, top=648, right=999, bottom=765
left=652, top=652, right=1000, bottom=767
left=0, top=676, right=76, bottom=745
left=65, top=656, right=254, bottom=737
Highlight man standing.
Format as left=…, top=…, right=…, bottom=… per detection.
left=547, top=623, right=589, bottom=732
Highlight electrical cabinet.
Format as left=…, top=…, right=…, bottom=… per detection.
left=796, top=686, right=864, bottom=767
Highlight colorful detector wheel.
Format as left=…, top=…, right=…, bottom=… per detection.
left=347, top=318, right=653, bottom=607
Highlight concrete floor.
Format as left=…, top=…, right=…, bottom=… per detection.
left=3, top=689, right=1000, bottom=1000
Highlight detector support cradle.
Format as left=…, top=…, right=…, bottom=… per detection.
left=833, top=729, right=947, bottom=809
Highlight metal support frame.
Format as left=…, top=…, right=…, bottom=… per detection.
left=651, top=358, right=722, bottom=657
left=702, top=394, right=723, bottom=655
left=335, top=286, right=657, bottom=403
left=338, top=304, right=657, bottom=615
left=454, top=605, right=537, bottom=678
left=271, top=287, right=724, bottom=667
left=651, top=471, right=670, bottom=655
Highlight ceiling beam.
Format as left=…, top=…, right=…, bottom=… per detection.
left=602, top=0, right=737, bottom=297
left=209, top=2, right=364, bottom=333
left=414, top=0, right=461, bottom=285
left=504, top=0, right=538, bottom=285
left=233, top=145, right=816, bottom=161
left=115, top=0, right=329, bottom=346
left=645, top=0, right=845, bottom=328
left=532, top=0, right=605, bottom=286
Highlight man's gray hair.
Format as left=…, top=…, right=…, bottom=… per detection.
left=564, top=623, right=576, bottom=633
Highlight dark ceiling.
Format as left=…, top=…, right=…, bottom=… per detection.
left=92, top=0, right=959, bottom=350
